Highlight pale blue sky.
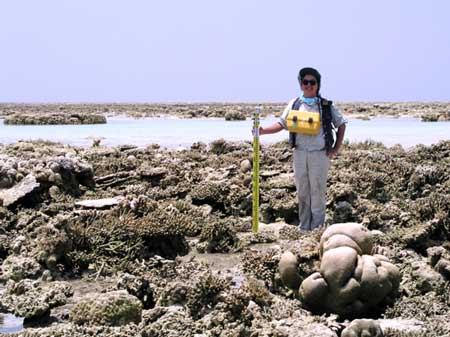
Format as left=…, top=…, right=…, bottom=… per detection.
left=1, top=0, right=449, bottom=102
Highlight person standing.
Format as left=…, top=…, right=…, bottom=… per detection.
left=259, top=67, right=347, bottom=230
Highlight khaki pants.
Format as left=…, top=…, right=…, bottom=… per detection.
left=293, top=149, right=330, bottom=230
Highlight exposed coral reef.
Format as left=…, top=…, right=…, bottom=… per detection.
left=1, top=139, right=450, bottom=336
left=69, top=290, right=142, bottom=326
left=1, top=102, right=450, bottom=120
left=4, top=113, right=106, bottom=125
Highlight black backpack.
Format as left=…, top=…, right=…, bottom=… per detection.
left=288, top=96, right=335, bottom=150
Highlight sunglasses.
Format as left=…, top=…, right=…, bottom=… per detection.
left=302, top=79, right=317, bottom=86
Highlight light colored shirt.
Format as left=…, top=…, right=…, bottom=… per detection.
left=279, top=97, right=347, bottom=151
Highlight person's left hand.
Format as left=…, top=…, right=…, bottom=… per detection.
left=326, top=147, right=339, bottom=158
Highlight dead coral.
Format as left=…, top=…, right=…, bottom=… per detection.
left=0, top=138, right=450, bottom=336
left=0, top=279, right=73, bottom=320
left=186, top=271, right=230, bottom=319
left=189, top=181, right=230, bottom=212
left=262, top=188, right=298, bottom=224
left=69, top=290, right=142, bottom=326
left=198, top=218, right=240, bottom=253
left=241, top=248, right=281, bottom=291
left=4, top=112, right=106, bottom=125
left=66, top=207, right=190, bottom=272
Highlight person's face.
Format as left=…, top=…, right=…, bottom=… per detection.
left=300, top=75, right=319, bottom=98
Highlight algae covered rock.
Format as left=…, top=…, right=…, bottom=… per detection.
left=4, top=112, right=106, bottom=125
left=0, top=255, right=42, bottom=281
left=224, top=110, right=246, bottom=121
left=198, top=218, right=239, bottom=253
left=189, top=181, right=229, bottom=210
left=0, top=150, right=94, bottom=208
left=264, top=189, right=298, bottom=224
left=427, top=245, right=450, bottom=280
left=0, top=174, right=40, bottom=207
left=0, top=156, right=18, bottom=188
left=209, top=138, right=233, bottom=154
left=33, top=221, right=73, bottom=270
left=240, top=159, right=252, bottom=173
left=0, top=279, right=73, bottom=320
left=70, top=290, right=143, bottom=326
left=141, top=305, right=196, bottom=337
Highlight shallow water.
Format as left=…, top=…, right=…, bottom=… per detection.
left=0, top=279, right=116, bottom=334
left=0, top=116, right=449, bottom=149
left=0, top=314, right=24, bottom=334
left=0, top=285, right=24, bottom=334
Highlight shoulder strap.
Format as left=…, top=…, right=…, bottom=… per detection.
left=292, top=97, right=301, bottom=110
left=289, top=97, right=301, bottom=148
left=319, top=96, right=335, bottom=150
left=321, top=98, right=333, bottom=107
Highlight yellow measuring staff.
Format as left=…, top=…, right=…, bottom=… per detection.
left=252, top=107, right=261, bottom=233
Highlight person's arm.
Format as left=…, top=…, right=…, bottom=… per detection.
left=256, top=99, right=292, bottom=136
left=260, top=122, right=283, bottom=135
left=327, top=123, right=346, bottom=158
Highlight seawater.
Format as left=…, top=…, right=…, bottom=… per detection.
left=0, top=116, right=449, bottom=149
left=0, top=314, right=23, bottom=334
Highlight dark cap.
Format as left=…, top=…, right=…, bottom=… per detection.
left=298, top=67, right=321, bottom=89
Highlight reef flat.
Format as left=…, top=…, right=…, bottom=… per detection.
left=0, top=139, right=449, bottom=336
left=1, top=102, right=449, bottom=121
left=3, top=113, right=106, bottom=125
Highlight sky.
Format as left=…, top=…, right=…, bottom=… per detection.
left=1, top=0, right=449, bottom=103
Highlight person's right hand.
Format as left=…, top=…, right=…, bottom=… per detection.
left=252, top=127, right=263, bottom=136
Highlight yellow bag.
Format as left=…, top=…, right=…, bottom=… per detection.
left=286, top=110, right=321, bottom=135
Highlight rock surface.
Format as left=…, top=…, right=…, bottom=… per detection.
left=0, top=256, right=42, bottom=282
left=0, top=138, right=449, bottom=336
left=70, top=290, right=143, bottom=326
left=1, top=102, right=450, bottom=120
left=0, top=280, right=73, bottom=320
left=4, top=112, right=106, bottom=125
left=0, top=174, right=40, bottom=207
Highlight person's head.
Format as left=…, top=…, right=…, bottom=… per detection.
left=298, top=67, right=321, bottom=98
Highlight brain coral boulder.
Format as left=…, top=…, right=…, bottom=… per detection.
left=299, top=223, right=400, bottom=317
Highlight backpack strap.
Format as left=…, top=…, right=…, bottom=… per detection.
left=292, top=97, right=301, bottom=110
left=289, top=98, right=301, bottom=148
left=318, top=96, right=335, bottom=151
left=289, top=96, right=335, bottom=150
